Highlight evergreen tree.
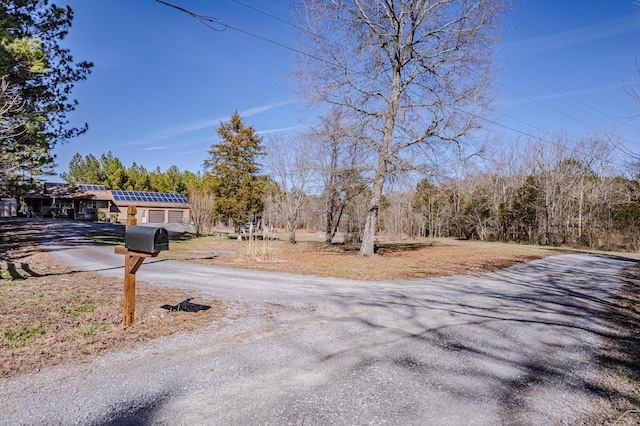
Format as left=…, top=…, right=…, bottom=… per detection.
left=60, top=153, right=105, bottom=185
left=165, top=165, right=186, bottom=194
left=126, top=162, right=151, bottom=191
left=413, top=178, right=443, bottom=238
left=149, top=166, right=169, bottom=192
left=1, top=0, right=92, bottom=197
left=204, top=112, right=265, bottom=225
left=181, top=170, right=203, bottom=192
left=63, top=151, right=199, bottom=194
left=100, top=151, right=127, bottom=190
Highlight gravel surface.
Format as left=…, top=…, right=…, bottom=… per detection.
left=1, top=221, right=636, bottom=425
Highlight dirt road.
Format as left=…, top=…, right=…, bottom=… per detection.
left=1, top=221, right=637, bottom=424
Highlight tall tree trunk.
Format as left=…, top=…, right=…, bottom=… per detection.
left=328, top=203, right=346, bottom=244
left=359, top=172, right=385, bottom=256
left=358, top=56, right=401, bottom=256
left=578, top=175, right=584, bottom=239
left=324, top=140, right=338, bottom=243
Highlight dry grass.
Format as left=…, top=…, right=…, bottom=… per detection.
left=0, top=218, right=240, bottom=378
left=0, top=264, right=233, bottom=377
left=162, top=231, right=559, bottom=280
left=591, top=265, right=640, bottom=425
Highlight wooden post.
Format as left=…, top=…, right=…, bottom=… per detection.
left=126, top=205, right=137, bottom=228
left=114, top=206, right=160, bottom=327
left=124, top=206, right=137, bottom=327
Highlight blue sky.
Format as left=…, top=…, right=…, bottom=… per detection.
left=53, top=0, right=640, bottom=179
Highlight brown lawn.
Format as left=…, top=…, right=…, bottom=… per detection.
left=160, top=230, right=559, bottom=280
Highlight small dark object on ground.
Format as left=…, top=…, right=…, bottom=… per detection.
left=160, top=298, right=211, bottom=313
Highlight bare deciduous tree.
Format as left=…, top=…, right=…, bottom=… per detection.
left=187, top=189, right=215, bottom=237
left=265, top=134, right=314, bottom=244
left=311, top=109, right=368, bottom=244
left=0, top=77, right=23, bottom=153
left=293, top=0, right=509, bottom=255
left=625, top=58, right=640, bottom=106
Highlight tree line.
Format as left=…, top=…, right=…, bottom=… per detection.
left=62, top=151, right=202, bottom=194
left=259, top=126, right=640, bottom=253
left=193, top=112, right=640, bottom=254
left=61, top=110, right=640, bottom=253
left=387, top=135, right=640, bottom=252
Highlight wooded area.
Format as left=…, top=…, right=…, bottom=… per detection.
left=67, top=125, right=640, bottom=253
left=262, top=132, right=640, bottom=253
left=61, top=151, right=201, bottom=194
left=5, top=0, right=640, bottom=254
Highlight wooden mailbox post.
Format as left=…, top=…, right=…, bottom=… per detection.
left=114, top=206, right=162, bottom=326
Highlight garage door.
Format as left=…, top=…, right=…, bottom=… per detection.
left=168, top=210, right=183, bottom=223
left=149, top=210, right=165, bottom=223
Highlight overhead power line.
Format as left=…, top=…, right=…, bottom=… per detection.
left=153, top=0, right=353, bottom=78
left=153, top=0, right=640, bottom=166
left=227, top=1, right=640, bottom=147
left=154, top=0, right=227, bottom=31
left=504, top=63, right=640, bottom=135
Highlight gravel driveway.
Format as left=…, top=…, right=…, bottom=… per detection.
left=1, top=221, right=635, bottom=425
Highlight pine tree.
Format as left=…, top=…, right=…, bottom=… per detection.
left=60, top=153, right=106, bottom=185
left=1, top=0, right=93, bottom=197
left=204, top=112, right=265, bottom=225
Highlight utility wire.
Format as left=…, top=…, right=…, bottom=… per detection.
left=499, top=81, right=640, bottom=157
left=154, top=0, right=227, bottom=31
left=227, top=1, right=640, bottom=148
left=154, top=0, right=638, bottom=167
left=230, top=0, right=341, bottom=48
left=504, top=63, right=640, bottom=135
left=153, top=0, right=362, bottom=79
left=231, top=0, right=293, bottom=29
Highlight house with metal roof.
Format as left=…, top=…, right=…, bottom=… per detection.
left=22, top=183, right=190, bottom=224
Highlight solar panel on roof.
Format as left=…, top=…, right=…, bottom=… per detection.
left=80, top=184, right=106, bottom=191
left=110, top=190, right=187, bottom=204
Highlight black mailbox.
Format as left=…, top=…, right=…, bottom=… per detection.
left=125, top=225, right=169, bottom=253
